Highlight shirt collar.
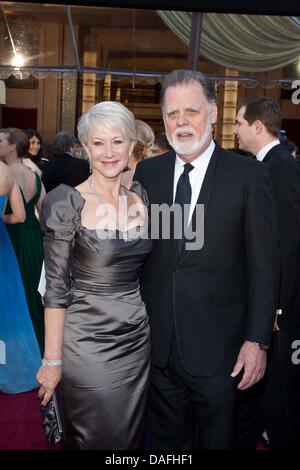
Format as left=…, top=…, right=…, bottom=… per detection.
left=256, top=139, right=280, bottom=162
left=175, top=139, right=216, bottom=171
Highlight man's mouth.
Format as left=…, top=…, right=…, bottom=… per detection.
left=175, top=131, right=194, bottom=142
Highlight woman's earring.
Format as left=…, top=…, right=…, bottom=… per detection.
left=89, top=159, right=93, bottom=173
left=123, top=159, right=131, bottom=172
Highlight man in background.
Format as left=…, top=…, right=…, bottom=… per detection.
left=42, top=131, right=90, bottom=192
left=235, top=97, right=300, bottom=449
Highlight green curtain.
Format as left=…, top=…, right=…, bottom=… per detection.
left=157, top=12, right=300, bottom=72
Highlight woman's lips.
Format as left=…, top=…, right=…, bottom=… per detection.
left=101, top=160, right=119, bottom=166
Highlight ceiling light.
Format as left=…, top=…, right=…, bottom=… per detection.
left=11, top=53, right=25, bottom=68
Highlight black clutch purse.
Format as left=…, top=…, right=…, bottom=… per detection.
left=40, top=391, right=64, bottom=444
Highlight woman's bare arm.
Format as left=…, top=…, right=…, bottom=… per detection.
left=35, top=181, right=46, bottom=216
left=2, top=175, right=26, bottom=224
left=36, top=307, right=65, bottom=405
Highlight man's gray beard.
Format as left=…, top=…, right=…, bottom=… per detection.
left=166, top=120, right=212, bottom=157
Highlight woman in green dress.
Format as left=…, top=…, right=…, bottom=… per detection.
left=0, top=127, right=46, bottom=353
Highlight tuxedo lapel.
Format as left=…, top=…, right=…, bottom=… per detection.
left=194, top=144, right=221, bottom=207
left=154, top=152, right=176, bottom=259
left=159, top=151, right=176, bottom=206
left=178, top=144, right=221, bottom=265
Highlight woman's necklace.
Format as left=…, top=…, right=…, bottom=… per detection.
left=88, top=175, right=125, bottom=198
left=87, top=176, right=131, bottom=241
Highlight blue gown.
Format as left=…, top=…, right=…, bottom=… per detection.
left=0, top=194, right=41, bottom=393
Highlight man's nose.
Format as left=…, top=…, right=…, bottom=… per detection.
left=177, top=113, right=189, bottom=126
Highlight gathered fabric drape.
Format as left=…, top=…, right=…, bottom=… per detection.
left=157, top=12, right=300, bottom=72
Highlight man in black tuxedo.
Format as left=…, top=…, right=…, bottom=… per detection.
left=42, top=131, right=90, bottom=192
left=134, top=70, right=280, bottom=450
left=235, top=97, right=300, bottom=449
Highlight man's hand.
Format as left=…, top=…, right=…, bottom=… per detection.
left=273, top=314, right=280, bottom=331
left=230, top=340, right=267, bottom=390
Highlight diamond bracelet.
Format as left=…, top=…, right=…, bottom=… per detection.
left=42, top=359, right=62, bottom=367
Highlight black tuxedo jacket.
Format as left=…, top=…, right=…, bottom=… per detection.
left=262, top=144, right=300, bottom=328
left=42, top=153, right=90, bottom=193
left=134, top=144, right=280, bottom=376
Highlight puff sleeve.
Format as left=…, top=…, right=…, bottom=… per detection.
left=130, top=180, right=149, bottom=207
left=40, top=184, right=84, bottom=308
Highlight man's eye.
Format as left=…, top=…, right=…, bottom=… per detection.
left=168, top=111, right=177, bottom=118
left=186, top=109, right=198, bottom=115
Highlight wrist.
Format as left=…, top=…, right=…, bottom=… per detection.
left=249, top=341, right=269, bottom=351
left=42, top=359, right=62, bottom=367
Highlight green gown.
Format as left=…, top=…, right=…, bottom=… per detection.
left=5, top=172, right=45, bottom=353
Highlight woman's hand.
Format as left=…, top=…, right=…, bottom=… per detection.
left=37, top=366, right=62, bottom=405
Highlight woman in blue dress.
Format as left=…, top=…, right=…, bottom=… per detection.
left=0, top=160, right=41, bottom=393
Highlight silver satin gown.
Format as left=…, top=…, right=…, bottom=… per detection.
left=41, top=183, right=152, bottom=450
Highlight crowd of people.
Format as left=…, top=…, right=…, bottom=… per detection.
left=0, top=69, right=300, bottom=450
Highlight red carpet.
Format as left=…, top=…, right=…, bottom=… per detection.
left=0, top=389, right=60, bottom=450
left=0, top=389, right=268, bottom=450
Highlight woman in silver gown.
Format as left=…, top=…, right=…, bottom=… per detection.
left=36, top=101, right=152, bottom=449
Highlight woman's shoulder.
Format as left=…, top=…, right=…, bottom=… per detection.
left=42, top=184, right=85, bottom=213
left=41, top=184, right=85, bottom=236
left=22, top=158, right=42, bottom=177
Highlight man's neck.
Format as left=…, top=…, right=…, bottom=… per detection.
left=255, top=136, right=278, bottom=155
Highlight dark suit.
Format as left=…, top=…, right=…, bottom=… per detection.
left=134, top=144, right=280, bottom=449
left=42, top=153, right=90, bottom=193
left=260, top=143, right=300, bottom=449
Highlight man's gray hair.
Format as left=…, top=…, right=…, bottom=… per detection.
left=77, top=101, right=136, bottom=146
left=160, top=70, right=217, bottom=109
left=52, top=131, right=77, bottom=155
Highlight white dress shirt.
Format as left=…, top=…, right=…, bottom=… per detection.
left=256, top=139, right=280, bottom=162
left=173, top=140, right=215, bottom=224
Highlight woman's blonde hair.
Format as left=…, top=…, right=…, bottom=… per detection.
left=133, top=120, right=156, bottom=160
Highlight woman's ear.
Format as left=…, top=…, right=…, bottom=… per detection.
left=82, top=144, right=90, bottom=159
left=9, top=143, right=17, bottom=154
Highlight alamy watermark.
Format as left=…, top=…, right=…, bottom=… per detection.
left=291, top=339, right=300, bottom=365
left=291, top=80, right=300, bottom=105
left=0, top=340, right=6, bottom=364
left=54, top=199, right=205, bottom=251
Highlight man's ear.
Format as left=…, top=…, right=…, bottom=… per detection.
left=210, top=104, right=218, bottom=125
left=254, top=120, right=264, bottom=135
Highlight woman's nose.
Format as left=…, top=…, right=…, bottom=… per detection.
left=104, top=143, right=113, bottom=158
